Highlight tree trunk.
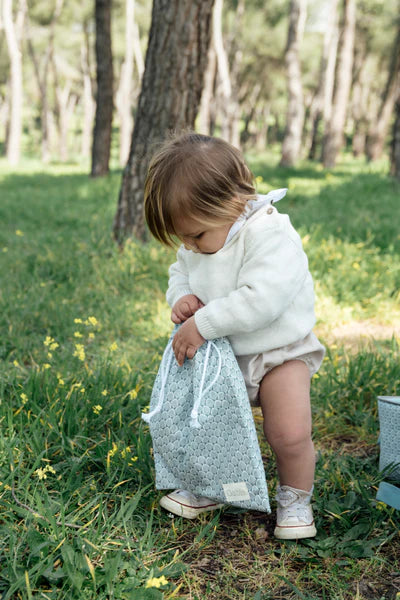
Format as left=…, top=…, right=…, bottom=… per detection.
left=213, top=0, right=240, bottom=147
left=366, top=23, right=400, bottom=162
left=308, top=0, right=339, bottom=159
left=390, top=97, right=400, bottom=180
left=80, top=21, right=95, bottom=159
left=27, top=0, right=63, bottom=163
left=198, top=41, right=217, bottom=135
left=113, top=0, right=215, bottom=243
left=322, top=0, right=356, bottom=168
left=116, top=0, right=135, bottom=165
left=280, top=0, right=307, bottom=167
left=91, top=0, right=114, bottom=177
left=3, top=0, right=26, bottom=165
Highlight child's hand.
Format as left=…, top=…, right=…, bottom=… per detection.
left=172, top=316, right=205, bottom=366
left=171, top=294, right=204, bottom=324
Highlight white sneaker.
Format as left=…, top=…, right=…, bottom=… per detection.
left=159, top=490, right=224, bottom=519
left=274, top=485, right=317, bottom=540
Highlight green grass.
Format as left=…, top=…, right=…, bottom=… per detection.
left=0, top=154, right=399, bottom=599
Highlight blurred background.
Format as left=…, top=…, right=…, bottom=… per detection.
left=1, top=0, right=399, bottom=175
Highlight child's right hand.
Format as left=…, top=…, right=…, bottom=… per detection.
left=171, top=295, right=204, bottom=324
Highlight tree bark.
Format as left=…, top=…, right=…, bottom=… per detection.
left=116, top=0, right=135, bottom=165
left=390, top=97, right=400, bottom=180
left=308, top=0, right=339, bottom=159
left=113, top=0, right=215, bottom=243
left=80, top=22, right=96, bottom=159
left=91, top=0, right=114, bottom=177
left=27, top=0, right=63, bottom=163
left=198, top=40, right=217, bottom=135
left=280, top=0, right=307, bottom=167
left=3, top=0, right=26, bottom=165
left=213, top=0, right=241, bottom=147
left=366, top=23, right=400, bottom=162
left=322, top=0, right=356, bottom=168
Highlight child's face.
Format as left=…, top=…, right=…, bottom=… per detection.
left=175, top=215, right=234, bottom=254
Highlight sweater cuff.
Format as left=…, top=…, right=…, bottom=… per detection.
left=167, top=288, right=193, bottom=308
left=194, top=309, right=218, bottom=340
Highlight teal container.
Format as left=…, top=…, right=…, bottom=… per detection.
left=377, top=396, right=400, bottom=481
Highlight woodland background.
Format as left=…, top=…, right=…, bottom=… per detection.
left=1, top=0, right=400, bottom=185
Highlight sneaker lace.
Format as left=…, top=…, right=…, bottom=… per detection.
left=277, top=489, right=310, bottom=522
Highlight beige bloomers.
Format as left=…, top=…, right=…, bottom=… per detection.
left=236, top=332, right=325, bottom=406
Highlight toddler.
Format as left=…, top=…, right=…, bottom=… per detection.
left=144, top=132, right=325, bottom=540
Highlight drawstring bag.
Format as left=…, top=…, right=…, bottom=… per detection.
left=142, top=328, right=270, bottom=513
left=376, top=396, right=400, bottom=510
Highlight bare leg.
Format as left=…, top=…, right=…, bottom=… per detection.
left=259, top=360, right=315, bottom=491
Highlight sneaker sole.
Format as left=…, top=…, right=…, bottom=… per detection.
left=274, top=522, right=317, bottom=540
left=159, top=495, right=224, bottom=519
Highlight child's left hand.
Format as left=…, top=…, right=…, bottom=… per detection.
left=172, top=316, right=206, bottom=366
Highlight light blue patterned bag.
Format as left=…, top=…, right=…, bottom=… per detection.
left=376, top=396, right=400, bottom=510
left=142, top=328, right=270, bottom=513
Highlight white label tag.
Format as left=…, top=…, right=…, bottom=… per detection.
left=222, top=482, right=250, bottom=502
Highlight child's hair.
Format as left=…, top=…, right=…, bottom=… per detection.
left=144, top=132, right=256, bottom=247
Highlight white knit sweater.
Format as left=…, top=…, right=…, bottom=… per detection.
left=166, top=202, right=316, bottom=356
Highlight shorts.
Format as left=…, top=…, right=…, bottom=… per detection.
left=236, top=332, right=325, bottom=406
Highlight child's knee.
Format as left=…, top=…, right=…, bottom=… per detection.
left=265, top=425, right=312, bottom=457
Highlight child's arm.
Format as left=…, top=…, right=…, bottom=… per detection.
left=166, top=246, right=204, bottom=326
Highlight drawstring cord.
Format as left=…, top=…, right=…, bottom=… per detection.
left=141, top=339, right=174, bottom=423
left=141, top=340, right=222, bottom=429
left=190, top=341, right=221, bottom=428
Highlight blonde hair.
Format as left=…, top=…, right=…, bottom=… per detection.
left=144, top=132, right=256, bottom=247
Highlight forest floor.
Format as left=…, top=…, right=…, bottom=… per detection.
left=0, top=152, right=399, bottom=599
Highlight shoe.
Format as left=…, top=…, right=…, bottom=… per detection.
left=159, top=489, right=224, bottom=519
left=274, top=484, right=317, bottom=540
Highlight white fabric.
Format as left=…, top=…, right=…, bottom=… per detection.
left=166, top=194, right=316, bottom=356
left=224, top=188, right=288, bottom=246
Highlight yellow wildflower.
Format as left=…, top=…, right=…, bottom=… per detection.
left=101, top=390, right=108, bottom=396
left=74, top=331, right=83, bottom=338
left=109, top=342, right=118, bottom=352
left=43, top=363, right=51, bottom=370
left=145, top=576, right=168, bottom=589
left=120, top=446, right=131, bottom=458
left=13, top=360, right=20, bottom=367
left=2, top=247, right=8, bottom=252
left=93, top=405, right=102, bottom=414
left=50, top=342, right=58, bottom=351
left=108, top=442, right=118, bottom=457
left=43, top=336, right=54, bottom=347
left=130, top=456, right=138, bottom=463
left=47, top=353, right=52, bottom=359
left=20, top=393, right=28, bottom=404
left=34, top=465, right=56, bottom=480
left=80, top=388, right=85, bottom=394
left=128, top=389, right=138, bottom=400
left=73, top=344, right=85, bottom=362
left=15, top=230, right=24, bottom=236
left=88, top=333, right=95, bottom=339
left=74, top=318, right=83, bottom=324
left=87, top=316, right=98, bottom=326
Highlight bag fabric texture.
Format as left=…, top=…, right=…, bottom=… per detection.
left=376, top=396, right=400, bottom=509
left=142, top=328, right=270, bottom=513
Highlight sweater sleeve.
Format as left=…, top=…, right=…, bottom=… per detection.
left=194, top=223, right=309, bottom=340
left=166, top=246, right=193, bottom=308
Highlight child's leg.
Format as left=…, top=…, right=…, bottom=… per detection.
left=259, top=359, right=316, bottom=539
left=259, top=359, right=315, bottom=491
